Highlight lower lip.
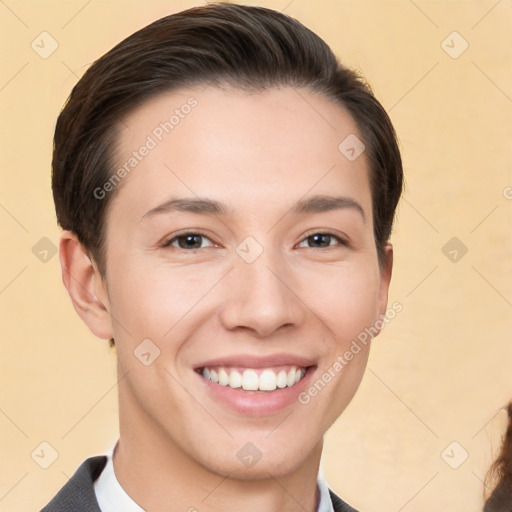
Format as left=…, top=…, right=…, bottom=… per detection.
left=197, top=367, right=316, bottom=416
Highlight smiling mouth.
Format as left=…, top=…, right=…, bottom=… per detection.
left=197, top=365, right=310, bottom=392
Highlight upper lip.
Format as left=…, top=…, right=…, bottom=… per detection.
left=194, top=353, right=317, bottom=370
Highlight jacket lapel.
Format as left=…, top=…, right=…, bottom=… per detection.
left=40, top=456, right=107, bottom=512
left=329, top=489, right=358, bottom=512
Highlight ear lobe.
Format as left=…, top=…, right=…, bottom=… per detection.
left=59, top=230, right=113, bottom=340
left=376, top=243, right=393, bottom=326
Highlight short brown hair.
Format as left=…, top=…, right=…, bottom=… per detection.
left=52, top=2, right=403, bottom=347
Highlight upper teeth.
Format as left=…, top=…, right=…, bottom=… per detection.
left=201, top=366, right=306, bottom=391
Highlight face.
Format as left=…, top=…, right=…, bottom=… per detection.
left=94, top=85, right=392, bottom=478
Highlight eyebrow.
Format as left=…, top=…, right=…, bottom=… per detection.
left=293, top=194, right=366, bottom=222
left=141, top=194, right=366, bottom=222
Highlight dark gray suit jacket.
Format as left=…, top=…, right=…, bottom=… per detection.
left=40, top=456, right=358, bottom=511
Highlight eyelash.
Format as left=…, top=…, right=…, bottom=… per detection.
left=160, top=230, right=348, bottom=251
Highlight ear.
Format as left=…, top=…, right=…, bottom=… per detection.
left=376, top=243, right=393, bottom=325
left=59, top=230, right=113, bottom=340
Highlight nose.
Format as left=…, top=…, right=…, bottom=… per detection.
left=218, top=250, right=306, bottom=338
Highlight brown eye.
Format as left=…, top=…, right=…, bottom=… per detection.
left=297, top=233, right=345, bottom=249
left=163, top=233, right=215, bottom=250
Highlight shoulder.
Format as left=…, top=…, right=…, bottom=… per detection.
left=40, top=456, right=107, bottom=512
left=329, top=488, right=359, bottom=512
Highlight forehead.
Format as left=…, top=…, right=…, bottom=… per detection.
left=109, top=85, right=371, bottom=221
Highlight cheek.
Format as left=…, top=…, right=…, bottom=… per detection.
left=107, top=259, right=221, bottom=343
left=299, top=262, right=381, bottom=343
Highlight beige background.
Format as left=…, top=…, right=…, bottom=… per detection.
left=0, top=0, right=511, bottom=510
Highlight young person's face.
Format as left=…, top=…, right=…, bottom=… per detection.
left=86, top=86, right=392, bottom=478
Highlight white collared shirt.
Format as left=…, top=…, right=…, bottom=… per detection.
left=94, top=439, right=334, bottom=512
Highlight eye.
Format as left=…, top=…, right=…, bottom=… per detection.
left=162, top=232, right=215, bottom=250
left=297, top=232, right=346, bottom=249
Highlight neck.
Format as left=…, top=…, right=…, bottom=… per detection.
left=113, top=392, right=323, bottom=511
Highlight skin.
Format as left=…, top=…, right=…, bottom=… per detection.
left=60, top=85, right=393, bottom=511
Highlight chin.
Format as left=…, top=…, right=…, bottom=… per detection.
left=195, top=437, right=318, bottom=481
